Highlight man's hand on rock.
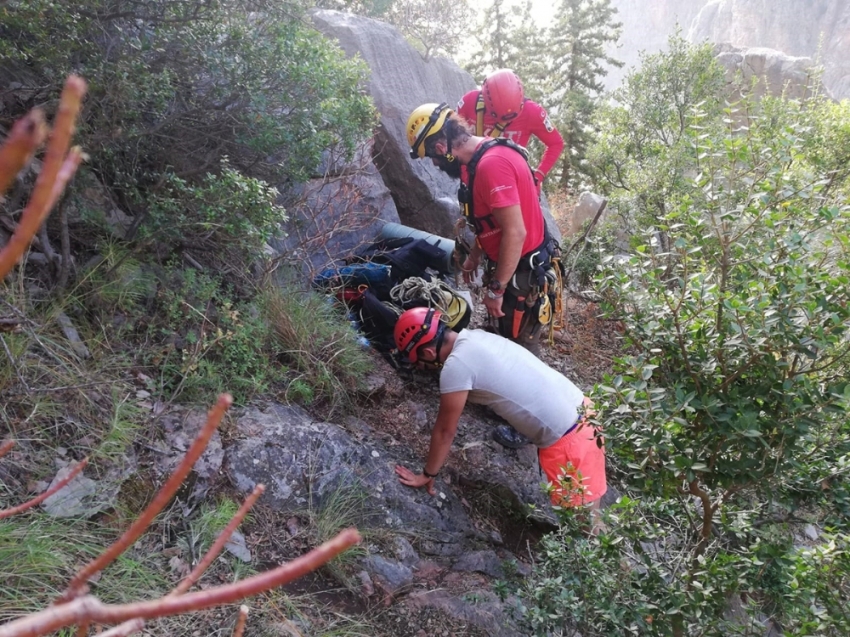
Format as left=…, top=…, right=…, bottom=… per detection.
left=395, top=465, right=435, bottom=495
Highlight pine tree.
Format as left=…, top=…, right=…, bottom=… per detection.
left=503, top=1, right=549, bottom=104
left=466, top=0, right=516, bottom=82
left=546, top=0, right=622, bottom=190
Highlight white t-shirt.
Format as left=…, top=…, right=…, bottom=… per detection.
left=439, top=330, right=584, bottom=447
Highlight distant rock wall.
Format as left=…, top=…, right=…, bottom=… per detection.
left=607, top=0, right=849, bottom=99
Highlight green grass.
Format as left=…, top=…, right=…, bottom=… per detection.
left=0, top=514, right=169, bottom=622
left=260, top=276, right=373, bottom=416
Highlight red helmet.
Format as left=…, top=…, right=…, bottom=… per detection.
left=394, top=307, right=444, bottom=363
left=482, top=69, right=524, bottom=121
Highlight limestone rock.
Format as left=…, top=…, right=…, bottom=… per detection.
left=224, top=402, right=475, bottom=543
left=273, top=141, right=399, bottom=274
left=606, top=0, right=848, bottom=99
left=714, top=43, right=822, bottom=101
left=363, top=554, right=414, bottom=594
left=407, top=589, right=524, bottom=637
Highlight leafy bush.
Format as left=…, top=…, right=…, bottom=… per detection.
left=0, top=0, right=375, bottom=253
left=144, top=267, right=283, bottom=404
left=520, top=499, right=850, bottom=636
left=143, top=159, right=285, bottom=260
left=522, top=37, right=850, bottom=637
left=588, top=34, right=726, bottom=233
left=596, top=88, right=850, bottom=538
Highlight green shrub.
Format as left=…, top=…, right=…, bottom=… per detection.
left=260, top=279, right=372, bottom=414
left=142, top=159, right=285, bottom=261
left=0, top=0, right=376, bottom=256
left=521, top=36, right=850, bottom=637
left=144, top=267, right=283, bottom=404
left=520, top=498, right=850, bottom=636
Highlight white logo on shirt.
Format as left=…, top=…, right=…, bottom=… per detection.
left=490, top=185, right=513, bottom=195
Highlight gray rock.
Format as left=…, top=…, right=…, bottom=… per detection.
left=714, top=43, right=824, bottom=101
left=154, top=409, right=224, bottom=480
left=568, top=192, right=607, bottom=238
left=391, top=536, right=420, bottom=567
left=407, top=589, right=526, bottom=637
left=224, top=402, right=475, bottom=543
left=452, top=550, right=506, bottom=579
left=41, top=466, right=99, bottom=518
left=363, top=555, right=414, bottom=594
left=272, top=142, right=399, bottom=274
left=803, top=524, right=819, bottom=542
left=224, top=530, right=252, bottom=563
left=604, top=0, right=848, bottom=99
left=357, top=569, right=375, bottom=597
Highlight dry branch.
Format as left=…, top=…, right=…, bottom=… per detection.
left=232, top=605, right=249, bottom=637
left=171, top=484, right=266, bottom=596
left=58, top=393, right=233, bottom=603
left=0, top=110, right=47, bottom=196
left=0, top=439, right=14, bottom=460
left=0, top=528, right=361, bottom=637
left=0, top=76, right=86, bottom=279
left=0, top=458, right=89, bottom=520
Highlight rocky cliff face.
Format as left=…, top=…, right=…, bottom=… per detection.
left=607, top=0, right=849, bottom=99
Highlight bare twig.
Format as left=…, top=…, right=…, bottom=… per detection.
left=0, top=77, right=86, bottom=279
left=0, top=458, right=89, bottom=520
left=170, top=484, right=266, bottom=596
left=232, top=605, right=249, bottom=637
left=0, top=528, right=362, bottom=637
left=58, top=393, right=233, bottom=603
left=94, top=619, right=144, bottom=637
left=0, top=439, right=14, bottom=459
left=0, top=110, right=47, bottom=197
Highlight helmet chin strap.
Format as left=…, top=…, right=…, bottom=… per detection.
left=444, top=119, right=456, bottom=163
left=433, top=324, right=447, bottom=366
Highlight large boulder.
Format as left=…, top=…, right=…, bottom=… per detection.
left=224, top=402, right=479, bottom=552
left=691, top=0, right=850, bottom=99
left=310, top=9, right=562, bottom=245
left=605, top=0, right=849, bottom=100
left=310, top=9, right=472, bottom=239
left=272, top=141, right=399, bottom=274
left=714, top=43, right=825, bottom=101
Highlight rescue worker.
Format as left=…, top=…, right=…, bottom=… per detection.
left=456, top=69, right=564, bottom=196
left=406, top=102, right=555, bottom=357
left=392, top=307, right=607, bottom=529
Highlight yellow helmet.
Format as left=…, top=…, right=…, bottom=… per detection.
left=407, top=102, right=451, bottom=159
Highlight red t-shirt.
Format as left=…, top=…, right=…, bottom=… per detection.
left=472, top=142, right=545, bottom=263
left=456, top=90, right=565, bottom=177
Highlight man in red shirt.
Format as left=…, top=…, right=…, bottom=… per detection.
left=406, top=102, right=555, bottom=356
left=456, top=69, right=564, bottom=194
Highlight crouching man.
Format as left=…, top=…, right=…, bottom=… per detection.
left=393, top=307, right=607, bottom=526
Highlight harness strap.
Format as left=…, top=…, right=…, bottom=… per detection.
left=458, top=137, right=532, bottom=236
left=474, top=92, right=512, bottom=139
